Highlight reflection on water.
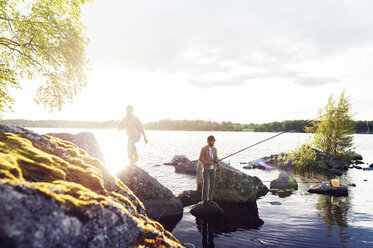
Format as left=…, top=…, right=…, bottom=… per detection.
left=196, top=202, right=263, bottom=234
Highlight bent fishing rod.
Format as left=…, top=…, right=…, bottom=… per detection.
left=218, top=111, right=334, bottom=162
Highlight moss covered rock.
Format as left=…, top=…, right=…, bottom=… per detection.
left=0, top=125, right=183, bottom=248
left=47, top=132, right=105, bottom=163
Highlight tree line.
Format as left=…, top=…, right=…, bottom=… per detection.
left=0, top=118, right=371, bottom=133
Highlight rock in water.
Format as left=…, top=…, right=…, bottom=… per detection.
left=196, top=161, right=269, bottom=203
left=308, top=183, right=348, bottom=197
left=190, top=201, right=224, bottom=218
left=47, top=132, right=105, bottom=163
left=0, top=125, right=183, bottom=248
left=270, top=172, right=298, bottom=190
left=177, top=190, right=201, bottom=207
left=116, top=166, right=183, bottom=220
left=174, top=160, right=198, bottom=175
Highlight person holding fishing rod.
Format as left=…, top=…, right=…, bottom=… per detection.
left=199, top=135, right=219, bottom=205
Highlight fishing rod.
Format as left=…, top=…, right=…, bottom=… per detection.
left=218, top=111, right=334, bottom=162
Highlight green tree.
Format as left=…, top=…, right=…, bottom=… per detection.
left=0, top=0, right=91, bottom=116
left=305, top=91, right=355, bottom=158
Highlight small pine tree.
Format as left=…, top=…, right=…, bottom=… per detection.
left=305, top=91, right=355, bottom=158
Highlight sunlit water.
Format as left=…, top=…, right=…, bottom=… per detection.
left=31, top=128, right=373, bottom=247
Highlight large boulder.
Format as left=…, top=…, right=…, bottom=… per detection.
left=116, top=166, right=183, bottom=221
left=196, top=161, right=269, bottom=203
left=47, top=132, right=105, bottom=163
left=0, top=125, right=183, bottom=248
left=270, top=172, right=298, bottom=190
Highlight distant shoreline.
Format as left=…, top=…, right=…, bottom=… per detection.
left=0, top=119, right=372, bottom=134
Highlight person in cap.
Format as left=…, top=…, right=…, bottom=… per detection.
left=199, top=135, right=218, bottom=205
left=118, top=105, right=148, bottom=166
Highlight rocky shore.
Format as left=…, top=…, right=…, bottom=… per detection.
left=0, top=125, right=183, bottom=248
left=244, top=148, right=364, bottom=176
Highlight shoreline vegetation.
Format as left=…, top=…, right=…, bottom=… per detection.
left=0, top=119, right=372, bottom=134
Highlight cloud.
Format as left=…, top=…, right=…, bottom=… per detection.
left=83, top=0, right=373, bottom=88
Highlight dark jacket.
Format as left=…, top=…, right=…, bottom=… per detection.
left=199, top=145, right=218, bottom=169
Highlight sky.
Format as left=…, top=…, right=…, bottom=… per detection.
left=4, top=0, right=373, bottom=124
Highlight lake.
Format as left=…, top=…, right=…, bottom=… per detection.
left=31, top=128, right=373, bottom=248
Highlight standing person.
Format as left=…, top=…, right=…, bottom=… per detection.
left=118, top=105, right=148, bottom=166
left=199, top=135, right=218, bottom=205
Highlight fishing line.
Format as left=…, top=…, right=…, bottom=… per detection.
left=218, top=111, right=336, bottom=162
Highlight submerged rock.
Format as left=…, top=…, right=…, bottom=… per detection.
left=196, top=161, right=269, bottom=203
left=116, top=166, right=183, bottom=220
left=270, top=172, right=298, bottom=190
left=47, top=132, right=105, bottom=163
left=177, top=190, right=201, bottom=207
left=0, top=125, right=183, bottom=248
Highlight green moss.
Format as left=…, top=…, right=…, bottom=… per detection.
left=0, top=132, right=183, bottom=247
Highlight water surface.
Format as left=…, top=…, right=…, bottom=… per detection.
left=32, top=129, right=373, bottom=247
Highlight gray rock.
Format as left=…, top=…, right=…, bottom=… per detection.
left=172, top=155, right=190, bottom=164
left=116, top=166, right=183, bottom=220
left=270, top=172, right=298, bottom=190
left=47, top=132, right=105, bottom=163
left=196, top=161, right=269, bottom=203
left=370, top=163, right=373, bottom=168
left=0, top=183, right=142, bottom=248
left=177, top=190, right=201, bottom=207
left=190, top=201, right=224, bottom=218
left=174, top=160, right=198, bottom=175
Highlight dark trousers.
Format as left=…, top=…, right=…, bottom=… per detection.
left=202, top=168, right=216, bottom=202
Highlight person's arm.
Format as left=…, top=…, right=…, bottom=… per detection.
left=142, top=130, right=148, bottom=144
left=117, top=117, right=125, bottom=131
left=137, top=117, right=148, bottom=144
left=214, top=148, right=219, bottom=164
left=199, top=147, right=213, bottom=166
